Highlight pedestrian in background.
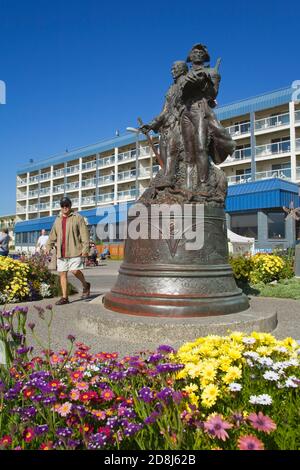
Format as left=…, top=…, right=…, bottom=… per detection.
left=35, top=229, right=49, bottom=253
left=0, top=228, right=10, bottom=257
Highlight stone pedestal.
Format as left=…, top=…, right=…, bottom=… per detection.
left=104, top=205, right=249, bottom=317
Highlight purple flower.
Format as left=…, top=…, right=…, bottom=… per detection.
left=2, top=310, right=13, bottom=318
left=28, top=322, right=35, bottom=331
left=147, top=353, right=164, bottom=363
left=67, top=334, right=75, bottom=342
left=156, top=363, right=184, bottom=374
left=67, top=439, right=80, bottom=449
left=138, top=387, right=155, bottom=403
left=144, top=411, right=160, bottom=425
left=156, top=387, right=174, bottom=402
left=56, top=427, right=73, bottom=438
left=16, top=346, right=32, bottom=355
left=123, top=422, right=143, bottom=437
left=157, top=345, right=175, bottom=354
left=35, top=424, right=49, bottom=435
left=88, top=433, right=107, bottom=449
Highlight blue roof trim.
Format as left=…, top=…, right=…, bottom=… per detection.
left=17, top=133, right=138, bottom=174
left=17, top=85, right=294, bottom=174
left=215, top=86, right=293, bottom=121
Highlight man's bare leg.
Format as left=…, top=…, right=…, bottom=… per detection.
left=60, top=271, right=68, bottom=298
left=71, top=270, right=88, bottom=289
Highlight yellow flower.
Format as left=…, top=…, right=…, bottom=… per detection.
left=223, top=366, right=242, bottom=384
left=201, top=384, right=219, bottom=408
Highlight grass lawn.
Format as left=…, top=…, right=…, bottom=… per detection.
left=251, top=278, right=300, bottom=300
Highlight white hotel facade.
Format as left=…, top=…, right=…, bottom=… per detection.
left=16, top=85, right=300, bottom=222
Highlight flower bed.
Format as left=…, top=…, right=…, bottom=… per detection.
left=0, top=305, right=299, bottom=450
left=230, top=253, right=294, bottom=285
left=0, top=255, right=77, bottom=304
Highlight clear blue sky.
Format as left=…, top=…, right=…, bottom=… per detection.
left=0, top=0, right=299, bottom=215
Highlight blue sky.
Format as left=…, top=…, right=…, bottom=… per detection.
left=0, top=0, right=299, bottom=214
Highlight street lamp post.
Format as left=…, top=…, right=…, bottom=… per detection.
left=126, top=126, right=140, bottom=200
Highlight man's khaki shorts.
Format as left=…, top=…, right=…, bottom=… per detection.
left=57, top=256, right=84, bottom=272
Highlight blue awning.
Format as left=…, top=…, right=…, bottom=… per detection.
left=226, top=178, right=300, bottom=212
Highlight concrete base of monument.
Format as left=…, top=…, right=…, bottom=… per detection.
left=75, top=295, right=277, bottom=354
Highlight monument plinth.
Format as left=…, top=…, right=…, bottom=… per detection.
left=104, top=43, right=249, bottom=317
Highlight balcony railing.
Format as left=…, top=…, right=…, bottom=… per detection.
left=256, top=140, right=290, bottom=158
left=118, top=150, right=136, bottom=163
left=226, top=122, right=250, bottom=136
left=118, top=169, right=136, bottom=181
left=28, top=204, right=39, bottom=212
left=52, top=201, right=61, bottom=209
left=28, top=175, right=39, bottom=184
left=65, top=182, right=80, bottom=191
left=255, top=112, right=289, bottom=131
left=17, top=191, right=27, bottom=200
left=82, top=196, right=96, bottom=206
left=71, top=198, right=79, bottom=207
left=16, top=206, right=26, bottom=214
left=66, top=164, right=80, bottom=175
left=17, top=177, right=28, bottom=186
left=39, top=202, right=51, bottom=211
left=98, top=174, right=114, bottom=185
left=227, top=168, right=292, bottom=185
left=53, top=168, right=65, bottom=178
left=39, top=172, right=51, bottom=181
left=255, top=168, right=291, bottom=181
left=82, top=160, right=96, bottom=171
left=28, top=189, right=39, bottom=198
left=139, top=145, right=151, bottom=157
left=296, top=138, right=300, bottom=150
left=295, top=110, right=300, bottom=123
left=39, top=187, right=51, bottom=196
left=98, top=192, right=114, bottom=203
left=53, top=184, right=65, bottom=194
left=117, top=189, right=136, bottom=201
left=296, top=166, right=300, bottom=180
left=232, top=147, right=252, bottom=161
left=98, top=155, right=115, bottom=168
left=82, top=178, right=96, bottom=188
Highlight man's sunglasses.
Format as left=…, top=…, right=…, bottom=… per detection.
left=60, top=204, right=71, bottom=208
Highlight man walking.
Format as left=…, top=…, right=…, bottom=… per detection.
left=46, top=196, right=91, bottom=305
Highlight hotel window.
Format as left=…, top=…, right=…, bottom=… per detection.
left=231, top=212, right=258, bottom=239
left=267, top=211, right=286, bottom=239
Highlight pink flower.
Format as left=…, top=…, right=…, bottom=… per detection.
left=238, top=434, right=264, bottom=450
left=248, top=412, right=277, bottom=433
left=69, top=389, right=80, bottom=401
left=204, top=414, right=232, bottom=441
left=57, top=401, right=72, bottom=417
left=101, top=388, right=115, bottom=401
left=75, top=381, right=89, bottom=391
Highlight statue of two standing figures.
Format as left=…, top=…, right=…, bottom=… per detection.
left=139, top=43, right=236, bottom=207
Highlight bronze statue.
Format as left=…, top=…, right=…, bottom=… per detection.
left=140, top=61, right=188, bottom=189
left=140, top=43, right=235, bottom=197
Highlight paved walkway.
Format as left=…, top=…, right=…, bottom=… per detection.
left=11, top=261, right=300, bottom=355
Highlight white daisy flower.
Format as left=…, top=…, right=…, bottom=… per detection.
left=228, top=382, right=242, bottom=392
left=263, top=370, right=280, bottom=381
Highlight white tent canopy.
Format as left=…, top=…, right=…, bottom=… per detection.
left=227, top=229, right=255, bottom=255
